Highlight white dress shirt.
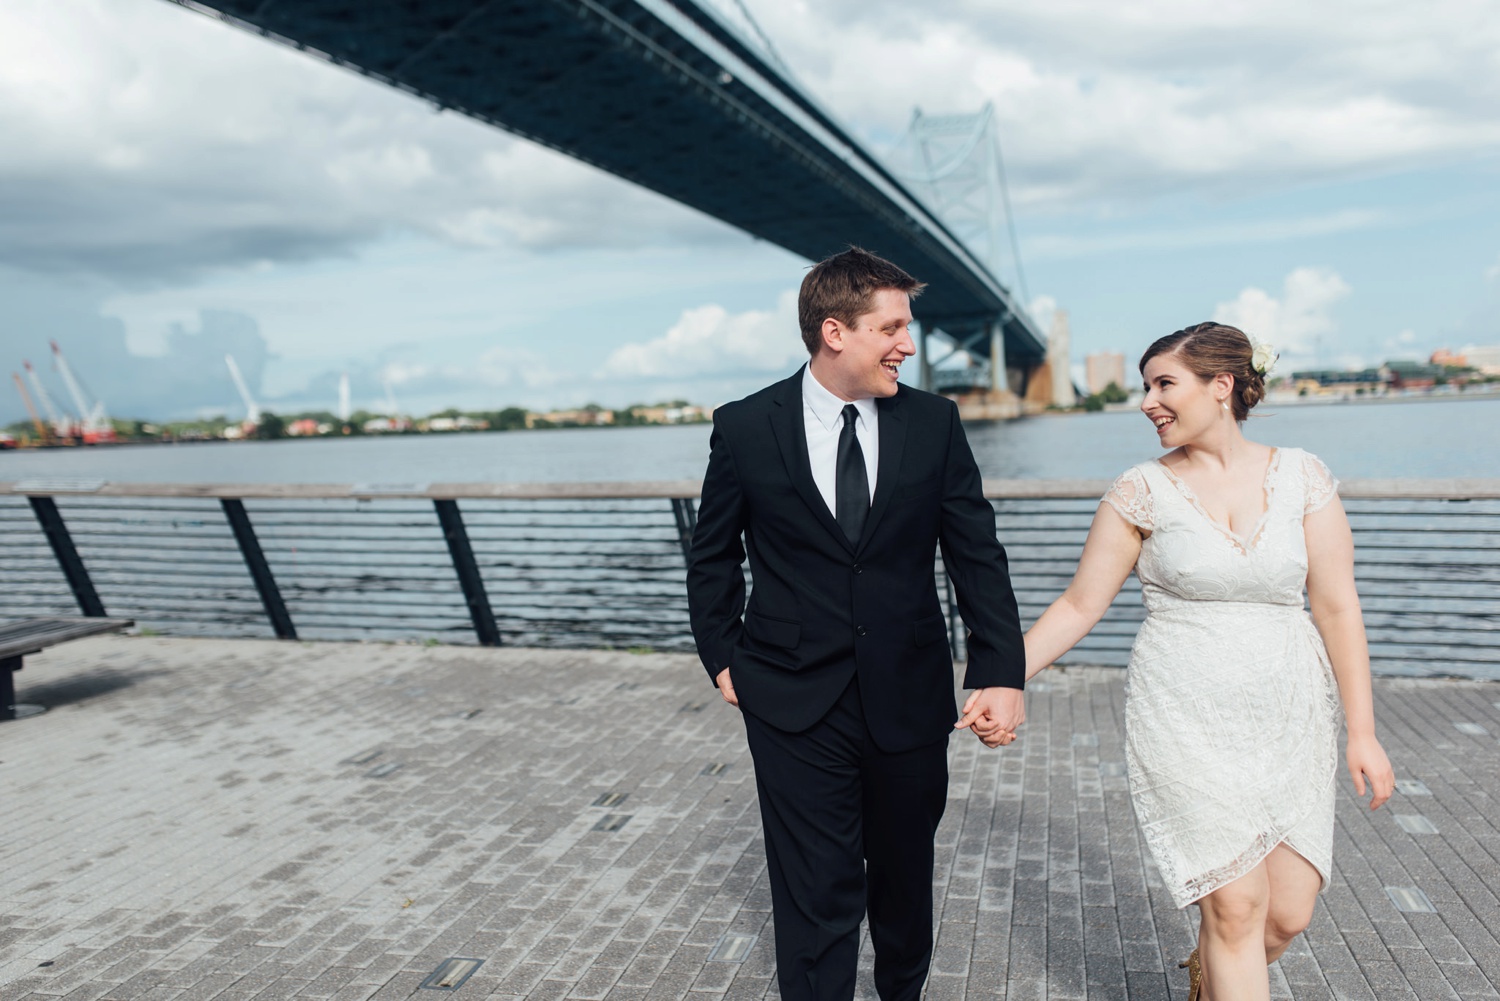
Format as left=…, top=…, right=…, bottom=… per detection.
left=803, top=365, right=878, bottom=518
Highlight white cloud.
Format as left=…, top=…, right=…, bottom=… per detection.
left=1026, top=294, right=1059, bottom=336
left=757, top=0, right=1500, bottom=207
left=1380, top=328, right=1427, bottom=363
left=1213, top=267, right=1352, bottom=358
left=601, top=292, right=802, bottom=380
left=0, top=0, right=727, bottom=284
left=1026, top=210, right=1385, bottom=261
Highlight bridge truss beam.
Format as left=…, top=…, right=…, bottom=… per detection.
left=168, top=0, right=1046, bottom=365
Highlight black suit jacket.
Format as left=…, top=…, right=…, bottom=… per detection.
left=687, top=368, right=1025, bottom=753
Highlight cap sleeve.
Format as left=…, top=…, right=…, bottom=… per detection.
left=1102, top=466, right=1154, bottom=530
left=1302, top=451, right=1340, bottom=513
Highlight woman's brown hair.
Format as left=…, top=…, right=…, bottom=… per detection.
left=1139, top=322, right=1266, bottom=422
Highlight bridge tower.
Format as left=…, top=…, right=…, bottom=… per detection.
left=888, top=103, right=1046, bottom=413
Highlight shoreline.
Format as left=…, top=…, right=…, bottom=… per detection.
left=1099, top=388, right=1500, bottom=414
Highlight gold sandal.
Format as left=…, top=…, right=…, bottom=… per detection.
left=1178, top=947, right=1202, bottom=1001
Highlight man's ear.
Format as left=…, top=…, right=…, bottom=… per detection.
left=820, top=317, right=844, bottom=354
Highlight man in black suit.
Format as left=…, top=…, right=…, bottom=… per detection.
left=687, top=247, right=1026, bottom=1001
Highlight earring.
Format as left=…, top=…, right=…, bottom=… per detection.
left=1221, top=400, right=1230, bottom=411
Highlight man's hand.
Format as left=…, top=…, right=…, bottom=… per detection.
left=715, top=667, right=739, bottom=707
left=955, top=687, right=1025, bottom=747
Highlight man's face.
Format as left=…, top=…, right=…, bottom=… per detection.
left=823, top=288, right=916, bottom=400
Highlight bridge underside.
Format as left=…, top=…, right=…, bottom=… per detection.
left=174, top=0, right=1047, bottom=368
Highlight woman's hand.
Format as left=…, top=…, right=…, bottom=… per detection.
left=1347, top=734, right=1394, bottom=810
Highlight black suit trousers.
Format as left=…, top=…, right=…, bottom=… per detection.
left=742, top=677, right=948, bottom=1001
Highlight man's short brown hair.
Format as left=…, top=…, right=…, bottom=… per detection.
left=798, top=247, right=926, bottom=354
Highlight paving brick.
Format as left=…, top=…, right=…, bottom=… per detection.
left=2, top=639, right=1496, bottom=1000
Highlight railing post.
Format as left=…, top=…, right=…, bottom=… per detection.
left=2, top=656, right=22, bottom=720
left=434, top=499, right=501, bottom=646
left=670, top=498, right=697, bottom=562
left=27, top=496, right=106, bottom=617
left=221, top=498, right=297, bottom=640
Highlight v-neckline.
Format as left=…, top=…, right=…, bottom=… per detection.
left=1154, top=447, right=1282, bottom=554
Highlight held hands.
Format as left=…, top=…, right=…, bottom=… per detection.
left=715, top=667, right=739, bottom=707
left=1347, top=733, right=1394, bottom=810
left=956, top=687, right=1025, bottom=748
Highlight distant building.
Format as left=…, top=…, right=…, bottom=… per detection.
left=1382, top=360, right=1443, bottom=391
left=1290, top=368, right=1387, bottom=398
left=425, top=416, right=488, bottom=432
left=287, top=418, right=321, bottom=437
left=1430, top=348, right=1467, bottom=367
left=629, top=404, right=712, bottom=424
left=1462, top=344, right=1500, bottom=375
left=1085, top=351, right=1127, bottom=395
left=528, top=407, right=614, bottom=428
left=1046, top=310, right=1076, bottom=408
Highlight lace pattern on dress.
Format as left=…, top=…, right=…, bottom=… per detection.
left=1153, top=449, right=1283, bottom=555
left=1119, top=447, right=1344, bottom=909
left=1303, top=452, right=1340, bottom=513
left=1102, top=466, right=1153, bottom=530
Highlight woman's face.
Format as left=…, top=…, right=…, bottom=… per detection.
left=1140, top=352, right=1229, bottom=448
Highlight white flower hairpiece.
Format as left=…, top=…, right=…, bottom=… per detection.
left=1250, top=339, right=1278, bottom=377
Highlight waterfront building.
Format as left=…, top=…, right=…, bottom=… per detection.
left=527, top=407, right=615, bottom=428
left=1047, top=310, right=1076, bottom=408
left=1462, top=344, right=1500, bottom=375
left=1085, top=351, right=1127, bottom=395
left=627, top=404, right=712, bottom=424
left=425, top=416, right=488, bottom=432
left=1383, top=360, right=1444, bottom=391
left=1291, top=368, right=1387, bottom=398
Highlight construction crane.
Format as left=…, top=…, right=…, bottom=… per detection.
left=224, top=354, right=262, bottom=426
left=11, top=372, right=52, bottom=445
left=50, top=340, right=115, bottom=443
left=23, top=358, right=70, bottom=440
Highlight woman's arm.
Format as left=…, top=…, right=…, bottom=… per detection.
left=962, top=502, right=1142, bottom=747
left=1022, top=502, right=1143, bottom=680
left=1305, top=496, right=1394, bottom=809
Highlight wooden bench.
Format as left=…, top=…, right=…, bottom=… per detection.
left=1, top=617, right=135, bottom=721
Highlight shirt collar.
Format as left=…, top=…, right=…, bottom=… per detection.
left=802, top=365, right=876, bottom=431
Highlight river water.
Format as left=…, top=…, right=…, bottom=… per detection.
left=2, top=396, right=1496, bottom=484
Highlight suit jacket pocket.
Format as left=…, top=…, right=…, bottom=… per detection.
left=913, top=612, right=948, bottom=648
left=746, top=611, right=801, bottom=650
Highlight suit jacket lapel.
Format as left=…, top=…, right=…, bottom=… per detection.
left=768, top=366, right=855, bottom=552
left=857, top=389, right=907, bottom=550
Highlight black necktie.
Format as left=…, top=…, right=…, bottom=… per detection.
left=836, top=404, right=869, bottom=544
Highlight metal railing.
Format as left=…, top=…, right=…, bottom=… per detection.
left=3, top=479, right=1498, bottom=679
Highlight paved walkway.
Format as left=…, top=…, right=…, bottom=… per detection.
left=2, top=637, right=1497, bottom=1001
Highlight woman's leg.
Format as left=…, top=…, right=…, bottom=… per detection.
left=1261, top=844, right=1321, bottom=963
left=1196, top=863, right=1271, bottom=1001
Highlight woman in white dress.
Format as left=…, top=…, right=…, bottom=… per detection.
left=968, top=322, right=1394, bottom=1000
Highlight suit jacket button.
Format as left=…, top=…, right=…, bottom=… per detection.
left=852, top=563, right=863, bottom=574
left=856, top=626, right=868, bottom=637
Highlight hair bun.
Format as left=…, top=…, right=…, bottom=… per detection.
left=1240, top=370, right=1266, bottom=412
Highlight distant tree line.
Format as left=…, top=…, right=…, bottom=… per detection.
left=3, top=400, right=708, bottom=442
left=1079, top=381, right=1129, bottom=412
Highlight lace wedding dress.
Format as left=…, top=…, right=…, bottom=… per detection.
left=1103, top=447, right=1344, bottom=907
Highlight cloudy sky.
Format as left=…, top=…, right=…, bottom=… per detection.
left=1, top=0, right=1498, bottom=423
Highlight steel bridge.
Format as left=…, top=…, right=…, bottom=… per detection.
left=168, top=0, right=1048, bottom=391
